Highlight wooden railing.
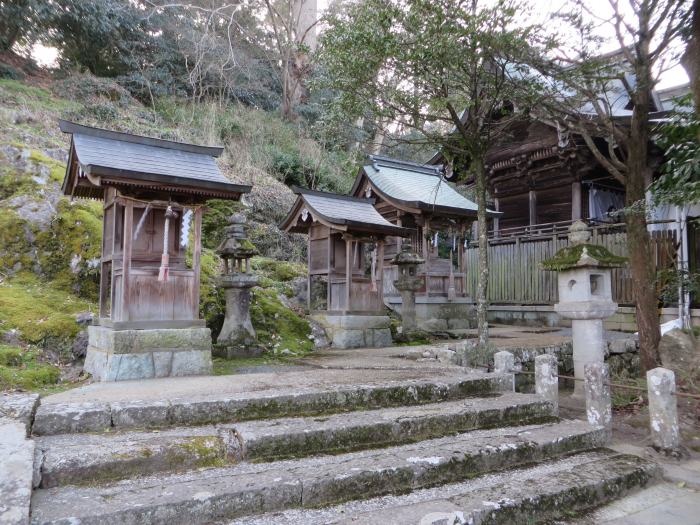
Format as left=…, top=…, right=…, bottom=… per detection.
left=383, top=265, right=467, bottom=298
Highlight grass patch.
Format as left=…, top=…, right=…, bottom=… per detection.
left=212, top=355, right=291, bottom=375
left=0, top=273, right=96, bottom=344
left=0, top=344, right=61, bottom=392
left=611, top=375, right=648, bottom=412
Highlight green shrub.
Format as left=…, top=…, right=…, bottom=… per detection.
left=251, top=257, right=305, bottom=282
left=201, top=200, right=243, bottom=251
left=0, top=345, right=22, bottom=366
left=0, top=63, right=24, bottom=80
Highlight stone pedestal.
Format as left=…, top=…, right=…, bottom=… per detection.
left=311, top=313, right=392, bottom=349
left=214, top=274, right=260, bottom=357
left=571, top=318, right=605, bottom=398
left=85, top=325, right=213, bottom=382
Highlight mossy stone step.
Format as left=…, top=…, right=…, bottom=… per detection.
left=30, top=420, right=607, bottom=525
left=32, top=372, right=512, bottom=435
left=231, top=450, right=659, bottom=525
left=35, top=392, right=555, bottom=488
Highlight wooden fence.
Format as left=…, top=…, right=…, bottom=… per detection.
left=463, top=224, right=678, bottom=306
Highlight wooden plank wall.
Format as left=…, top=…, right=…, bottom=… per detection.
left=464, top=229, right=677, bottom=305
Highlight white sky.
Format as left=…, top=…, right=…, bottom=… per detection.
left=31, top=0, right=689, bottom=89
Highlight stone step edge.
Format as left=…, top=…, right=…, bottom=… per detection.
left=31, top=374, right=511, bottom=436
left=29, top=421, right=606, bottom=525
left=231, top=451, right=661, bottom=525
left=35, top=394, right=555, bottom=488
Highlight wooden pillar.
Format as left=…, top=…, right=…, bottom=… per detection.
left=192, top=207, right=203, bottom=319
left=377, top=240, right=385, bottom=305
left=396, top=213, right=403, bottom=251
left=345, top=238, right=352, bottom=311
left=121, top=200, right=134, bottom=322
left=493, top=198, right=500, bottom=237
left=326, top=233, right=333, bottom=309
left=423, top=217, right=430, bottom=297
left=528, top=189, right=537, bottom=227
left=571, top=181, right=582, bottom=221
left=307, top=234, right=312, bottom=310
left=459, top=223, right=466, bottom=296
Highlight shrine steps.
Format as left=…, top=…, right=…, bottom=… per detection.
left=34, top=392, right=555, bottom=488
left=31, top=372, right=512, bottom=436
left=29, top=420, right=652, bottom=525
left=231, top=450, right=658, bottom=525
left=28, top=371, right=659, bottom=524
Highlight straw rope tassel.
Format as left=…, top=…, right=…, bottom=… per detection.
left=158, top=206, right=175, bottom=282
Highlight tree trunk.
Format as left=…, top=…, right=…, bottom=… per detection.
left=627, top=24, right=661, bottom=373
left=474, top=159, right=489, bottom=349
left=682, top=0, right=700, bottom=136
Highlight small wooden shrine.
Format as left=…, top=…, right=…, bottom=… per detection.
left=350, top=156, right=499, bottom=331
left=59, top=120, right=251, bottom=381
left=280, top=187, right=410, bottom=348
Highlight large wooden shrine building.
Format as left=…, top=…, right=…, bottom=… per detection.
left=60, top=120, right=250, bottom=380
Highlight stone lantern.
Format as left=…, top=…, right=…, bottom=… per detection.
left=215, top=214, right=260, bottom=357
left=391, top=243, right=425, bottom=334
left=542, top=221, right=626, bottom=398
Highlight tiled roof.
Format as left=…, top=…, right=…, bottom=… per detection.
left=281, top=187, right=410, bottom=235
left=59, top=120, right=250, bottom=199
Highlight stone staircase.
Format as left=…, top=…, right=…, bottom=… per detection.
left=28, top=370, right=659, bottom=524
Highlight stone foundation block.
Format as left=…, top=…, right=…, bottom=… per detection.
left=85, top=326, right=213, bottom=382
left=312, top=314, right=393, bottom=349
left=88, top=326, right=212, bottom=354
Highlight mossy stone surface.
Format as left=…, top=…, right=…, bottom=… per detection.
left=541, top=243, right=627, bottom=271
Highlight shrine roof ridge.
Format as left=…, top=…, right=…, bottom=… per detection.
left=291, top=186, right=376, bottom=204
left=368, top=155, right=443, bottom=176
left=58, top=120, right=224, bottom=157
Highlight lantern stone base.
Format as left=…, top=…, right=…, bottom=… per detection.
left=84, top=325, right=213, bottom=382
left=212, top=342, right=264, bottom=359
left=311, top=313, right=392, bottom=349
left=385, top=296, right=476, bottom=332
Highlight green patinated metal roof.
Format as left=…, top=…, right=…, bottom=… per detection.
left=352, top=156, right=499, bottom=218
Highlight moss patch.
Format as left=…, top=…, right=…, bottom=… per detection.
left=250, top=287, right=313, bottom=355
left=36, top=199, right=103, bottom=300
left=0, top=208, right=35, bottom=272
left=0, top=273, right=96, bottom=344
left=541, top=244, right=627, bottom=271
left=0, top=344, right=61, bottom=391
